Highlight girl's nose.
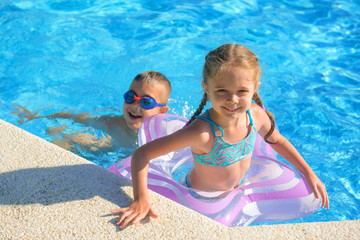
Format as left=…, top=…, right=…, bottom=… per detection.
left=228, top=93, right=239, bottom=103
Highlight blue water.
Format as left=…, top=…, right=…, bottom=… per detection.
left=1, top=0, right=359, bottom=225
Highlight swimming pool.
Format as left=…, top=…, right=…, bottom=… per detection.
left=0, top=0, right=359, bottom=225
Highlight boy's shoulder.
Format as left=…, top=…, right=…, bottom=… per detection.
left=95, top=115, right=126, bottom=128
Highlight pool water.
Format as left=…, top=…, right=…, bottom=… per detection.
left=1, top=0, right=359, bottom=225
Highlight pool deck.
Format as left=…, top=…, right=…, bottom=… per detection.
left=1, top=119, right=359, bottom=240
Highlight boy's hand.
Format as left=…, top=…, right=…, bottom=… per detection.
left=111, top=200, right=158, bottom=229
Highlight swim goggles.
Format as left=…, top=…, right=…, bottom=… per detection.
left=123, top=90, right=166, bottom=110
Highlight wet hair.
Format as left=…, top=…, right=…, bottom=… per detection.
left=188, top=44, right=275, bottom=143
left=133, top=71, right=171, bottom=102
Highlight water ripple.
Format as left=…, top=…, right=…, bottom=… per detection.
left=0, top=0, right=360, bottom=224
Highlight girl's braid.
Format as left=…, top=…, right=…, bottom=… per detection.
left=252, top=92, right=276, bottom=143
left=187, top=93, right=208, bottom=125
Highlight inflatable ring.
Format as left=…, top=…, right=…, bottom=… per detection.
left=108, top=114, right=321, bottom=227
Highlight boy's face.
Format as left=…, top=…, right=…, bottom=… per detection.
left=123, top=81, right=169, bottom=130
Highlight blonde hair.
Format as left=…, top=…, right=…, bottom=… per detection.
left=133, top=71, right=171, bottom=102
left=188, top=44, right=275, bottom=143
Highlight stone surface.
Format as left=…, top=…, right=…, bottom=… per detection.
left=1, top=119, right=359, bottom=239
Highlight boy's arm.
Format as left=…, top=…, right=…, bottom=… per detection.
left=46, top=112, right=120, bottom=133
left=9, top=104, right=96, bottom=126
left=9, top=105, right=41, bottom=125
left=45, top=111, right=94, bottom=125
left=10, top=105, right=117, bottom=133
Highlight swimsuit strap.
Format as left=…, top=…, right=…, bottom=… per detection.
left=195, top=110, right=224, bottom=137
left=195, top=109, right=253, bottom=137
left=247, top=109, right=254, bottom=126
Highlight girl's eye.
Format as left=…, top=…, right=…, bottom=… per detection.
left=217, top=89, right=227, bottom=93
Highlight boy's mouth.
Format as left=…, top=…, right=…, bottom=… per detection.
left=129, top=111, right=142, bottom=119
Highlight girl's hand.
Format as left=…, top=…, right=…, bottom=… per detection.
left=110, top=200, right=158, bottom=229
left=305, top=172, right=330, bottom=209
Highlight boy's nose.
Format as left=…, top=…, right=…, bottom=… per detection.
left=131, top=101, right=142, bottom=110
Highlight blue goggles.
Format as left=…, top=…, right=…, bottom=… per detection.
left=124, top=90, right=166, bottom=110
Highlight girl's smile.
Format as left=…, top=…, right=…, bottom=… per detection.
left=222, top=106, right=242, bottom=113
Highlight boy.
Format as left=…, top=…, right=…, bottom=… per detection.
left=11, top=71, right=171, bottom=156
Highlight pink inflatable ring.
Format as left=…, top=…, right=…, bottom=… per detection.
left=108, top=114, right=321, bottom=227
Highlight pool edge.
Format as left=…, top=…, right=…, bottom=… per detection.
left=1, top=119, right=359, bottom=239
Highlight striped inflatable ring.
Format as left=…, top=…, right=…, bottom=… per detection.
left=108, top=114, right=321, bottom=227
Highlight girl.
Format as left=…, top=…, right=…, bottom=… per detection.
left=111, top=44, right=329, bottom=228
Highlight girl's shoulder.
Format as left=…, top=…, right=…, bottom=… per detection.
left=249, top=103, right=265, bottom=117
left=185, top=115, right=215, bottom=141
left=187, top=115, right=213, bottom=134
left=184, top=116, right=216, bottom=153
left=249, top=103, right=278, bottom=140
left=249, top=103, right=271, bottom=128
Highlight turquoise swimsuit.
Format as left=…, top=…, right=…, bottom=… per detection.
left=184, top=109, right=257, bottom=189
left=192, top=109, right=257, bottom=167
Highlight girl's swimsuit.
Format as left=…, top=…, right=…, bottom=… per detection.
left=192, top=109, right=257, bottom=167
left=185, top=109, right=257, bottom=188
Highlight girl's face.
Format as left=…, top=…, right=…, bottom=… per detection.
left=203, top=67, right=260, bottom=119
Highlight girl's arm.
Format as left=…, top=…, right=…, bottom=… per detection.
left=252, top=104, right=329, bottom=209
left=111, top=121, right=206, bottom=228
left=268, top=132, right=329, bottom=209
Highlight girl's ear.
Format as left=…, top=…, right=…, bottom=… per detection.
left=255, top=82, right=261, bottom=92
left=201, top=81, right=209, bottom=95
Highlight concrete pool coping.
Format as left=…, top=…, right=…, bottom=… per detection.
left=1, top=119, right=359, bottom=240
